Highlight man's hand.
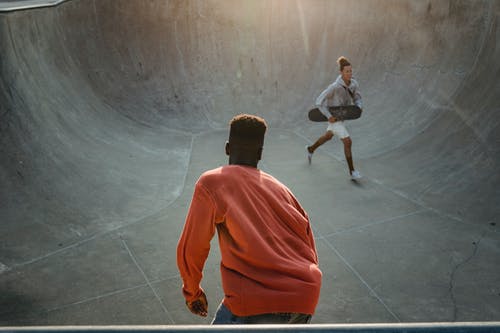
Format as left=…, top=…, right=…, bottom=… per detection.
left=186, top=292, right=208, bottom=317
left=328, top=116, right=337, bottom=123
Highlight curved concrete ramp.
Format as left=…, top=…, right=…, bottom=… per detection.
left=1, top=0, right=499, bottom=325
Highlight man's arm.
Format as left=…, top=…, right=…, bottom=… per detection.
left=176, top=182, right=217, bottom=316
left=353, top=88, right=363, bottom=109
left=315, top=84, right=336, bottom=121
left=289, top=192, right=319, bottom=263
left=350, top=79, right=363, bottom=109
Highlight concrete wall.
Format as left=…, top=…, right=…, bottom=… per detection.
left=0, top=0, right=499, bottom=296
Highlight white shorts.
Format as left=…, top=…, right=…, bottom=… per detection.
left=326, top=121, right=350, bottom=139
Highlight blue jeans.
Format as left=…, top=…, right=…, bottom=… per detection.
left=211, top=303, right=312, bottom=324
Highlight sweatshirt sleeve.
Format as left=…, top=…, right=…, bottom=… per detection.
left=315, top=84, right=335, bottom=119
left=351, top=80, right=363, bottom=109
left=176, top=181, right=217, bottom=302
left=290, top=193, right=319, bottom=264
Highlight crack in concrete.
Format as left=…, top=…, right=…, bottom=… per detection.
left=448, top=232, right=484, bottom=321
left=318, top=233, right=401, bottom=323
left=120, top=235, right=175, bottom=324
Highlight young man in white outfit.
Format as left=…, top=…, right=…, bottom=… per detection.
left=306, top=56, right=363, bottom=180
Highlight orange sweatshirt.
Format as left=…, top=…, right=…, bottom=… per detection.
left=177, top=165, right=322, bottom=316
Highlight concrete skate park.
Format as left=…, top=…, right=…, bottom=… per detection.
left=1, top=0, right=499, bottom=327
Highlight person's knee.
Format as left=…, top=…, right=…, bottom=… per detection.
left=324, top=131, right=334, bottom=140
left=343, top=137, right=352, bottom=146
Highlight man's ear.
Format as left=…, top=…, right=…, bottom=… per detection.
left=225, top=141, right=230, bottom=156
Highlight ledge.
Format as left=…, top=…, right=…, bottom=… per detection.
left=0, top=0, right=70, bottom=12
left=1, top=323, right=500, bottom=333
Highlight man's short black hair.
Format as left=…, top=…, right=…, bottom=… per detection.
left=228, top=114, right=267, bottom=148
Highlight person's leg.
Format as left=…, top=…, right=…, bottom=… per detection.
left=242, top=313, right=312, bottom=324
left=212, top=303, right=242, bottom=324
left=341, top=136, right=362, bottom=179
left=307, top=130, right=333, bottom=154
left=288, top=313, right=312, bottom=324
left=212, top=303, right=312, bottom=325
left=341, top=136, right=354, bottom=174
left=335, top=123, right=361, bottom=178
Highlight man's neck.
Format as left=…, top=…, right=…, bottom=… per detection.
left=229, top=157, right=258, bottom=168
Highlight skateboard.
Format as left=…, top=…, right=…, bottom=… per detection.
left=308, top=105, right=362, bottom=122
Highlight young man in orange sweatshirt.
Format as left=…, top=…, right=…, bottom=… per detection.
left=177, top=114, right=322, bottom=324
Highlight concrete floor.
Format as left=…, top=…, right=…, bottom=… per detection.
left=1, top=0, right=499, bottom=326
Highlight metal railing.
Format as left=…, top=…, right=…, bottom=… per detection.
left=1, top=323, right=500, bottom=333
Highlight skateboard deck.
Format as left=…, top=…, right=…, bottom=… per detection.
left=308, top=105, right=362, bottom=122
